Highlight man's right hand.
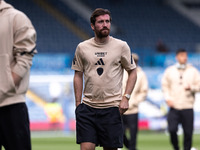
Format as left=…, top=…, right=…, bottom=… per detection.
left=166, top=100, right=174, bottom=108
left=76, top=101, right=81, bottom=107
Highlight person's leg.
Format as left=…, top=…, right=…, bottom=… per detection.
left=1, top=103, right=31, bottom=150
left=75, top=103, right=98, bottom=148
left=122, top=115, right=129, bottom=149
left=97, top=107, right=123, bottom=149
left=81, top=142, right=96, bottom=150
left=167, top=108, right=180, bottom=150
left=181, top=109, right=193, bottom=150
left=127, top=113, right=138, bottom=150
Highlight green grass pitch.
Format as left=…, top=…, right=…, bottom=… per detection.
left=2, top=131, right=199, bottom=150
left=30, top=131, right=200, bottom=150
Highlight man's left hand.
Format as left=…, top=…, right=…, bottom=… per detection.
left=119, top=97, right=129, bottom=115
left=185, top=85, right=191, bottom=91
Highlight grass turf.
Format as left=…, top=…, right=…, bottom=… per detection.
left=2, top=131, right=200, bottom=150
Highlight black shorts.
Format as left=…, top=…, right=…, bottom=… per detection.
left=0, top=103, right=31, bottom=150
left=75, top=103, right=123, bottom=148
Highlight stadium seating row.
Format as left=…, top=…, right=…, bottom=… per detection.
left=6, top=0, right=200, bottom=64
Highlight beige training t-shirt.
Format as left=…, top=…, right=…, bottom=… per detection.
left=71, top=36, right=136, bottom=108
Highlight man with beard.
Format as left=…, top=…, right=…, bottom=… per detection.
left=71, top=8, right=137, bottom=150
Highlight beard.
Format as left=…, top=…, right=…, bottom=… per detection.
left=95, top=27, right=110, bottom=38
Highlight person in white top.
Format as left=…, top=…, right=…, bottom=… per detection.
left=162, top=48, right=200, bottom=150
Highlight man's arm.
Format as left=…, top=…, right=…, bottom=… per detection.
left=161, top=70, right=174, bottom=108
left=119, top=68, right=137, bottom=114
left=12, top=12, right=37, bottom=86
left=133, top=71, right=148, bottom=106
left=186, top=68, right=200, bottom=92
left=73, top=71, right=83, bottom=107
left=11, top=72, right=22, bottom=87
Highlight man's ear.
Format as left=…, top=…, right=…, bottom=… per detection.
left=175, top=55, right=178, bottom=62
left=91, top=23, right=95, bottom=31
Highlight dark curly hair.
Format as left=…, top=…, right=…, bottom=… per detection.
left=90, top=8, right=112, bottom=25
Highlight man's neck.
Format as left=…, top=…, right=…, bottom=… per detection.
left=176, top=63, right=186, bottom=69
left=94, top=36, right=109, bottom=44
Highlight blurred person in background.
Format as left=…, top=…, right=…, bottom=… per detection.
left=162, top=49, right=200, bottom=150
left=156, top=39, right=169, bottom=53
left=72, top=8, right=137, bottom=150
left=122, top=53, right=148, bottom=150
left=0, top=0, right=37, bottom=150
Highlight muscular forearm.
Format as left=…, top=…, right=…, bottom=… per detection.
left=73, top=71, right=83, bottom=107
left=124, top=69, right=137, bottom=95
left=119, top=69, right=137, bottom=114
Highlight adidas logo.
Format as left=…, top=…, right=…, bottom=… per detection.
left=95, top=58, right=105, bottom=76
left=95, top=58, right=105, bottom=65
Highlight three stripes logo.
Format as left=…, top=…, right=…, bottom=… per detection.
left=95, top=58, right=105, bottom=65
left=95, top=58, right=105, bottom=76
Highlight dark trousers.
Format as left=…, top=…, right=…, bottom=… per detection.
left=167, top=108, right=193, bottom=150
left=122, top=113, right=138, bottom=150
left=0, top=103, right=31, bottom=150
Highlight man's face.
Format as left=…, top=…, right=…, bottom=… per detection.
left=176, top=52, right=188, bottom=64
left=91, top=14, right=111, bottom=38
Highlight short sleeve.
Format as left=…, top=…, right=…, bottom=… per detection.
left=121, top=42, right=136, bottom=71
left=71, top=45, right=84, bottom=72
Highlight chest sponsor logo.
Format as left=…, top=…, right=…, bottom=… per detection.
left=95, top=58, right=105, bottom=76
left=95, top=52, right=107, bottom=57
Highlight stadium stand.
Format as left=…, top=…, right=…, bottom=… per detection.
left=6, top=0, right=200, bottom=57
left=4, top=0, right=200, bottom=132
left=80, top=0, right=200, bottom=53
left=6, top=0, right=82, bottom=53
